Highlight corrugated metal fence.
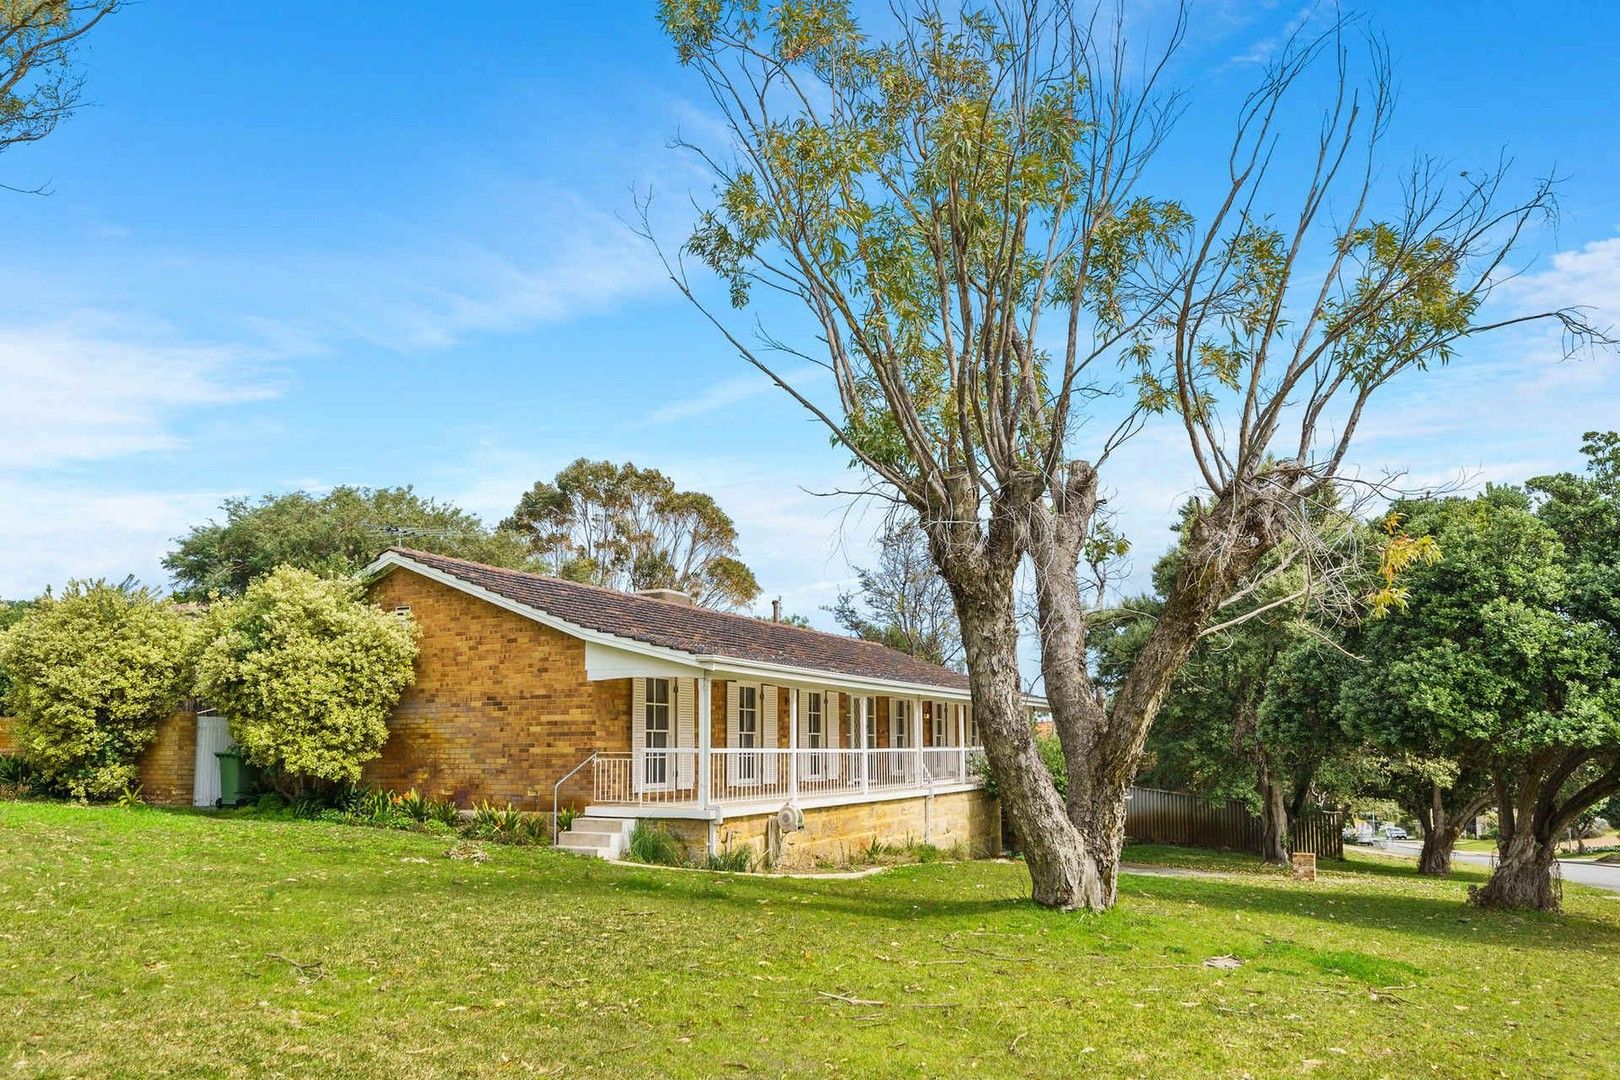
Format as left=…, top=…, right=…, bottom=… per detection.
left=1125, top=785, right=1343, bottom=859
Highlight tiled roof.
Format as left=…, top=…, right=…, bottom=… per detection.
left=380, top=548, right=971, bottom=693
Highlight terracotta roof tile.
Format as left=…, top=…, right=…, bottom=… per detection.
left=382, top=548, right=970, bottom=693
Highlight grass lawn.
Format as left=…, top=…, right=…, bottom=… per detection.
left=3, top=802, right=1617, bottom=1078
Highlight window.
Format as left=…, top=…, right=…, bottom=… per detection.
left=862, top=697, right=877, bottom=747
left=644, top=678, right=671, bottom=786
left=932, top=702, right=950, bottom=746
left=891, top=699, right=910, bottom=748
left=736, top=684, right=759, bottom=782
left=805, top=692, right=824, bottom=748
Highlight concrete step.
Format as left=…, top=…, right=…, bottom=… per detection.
left=554, top=815, right=637, bottom=859
left=568, top=818, right=631, bottom=840
left=556, top=831, right=621, bottom=859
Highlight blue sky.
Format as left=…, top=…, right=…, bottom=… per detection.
left=4, top=1, right=1619, bottom=632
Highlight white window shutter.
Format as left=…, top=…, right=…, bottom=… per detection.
left=761, top=685, right=778, bottom=783
left=726, top=681, right=740, bottom=749
left=676, top=678, right=695, bottom=788
left=826, top=691, right=840, bottom=749
left=631, top=677, right=646, bottom=794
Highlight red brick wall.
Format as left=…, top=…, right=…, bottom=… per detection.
left=364, top=568, right=631, bottom=810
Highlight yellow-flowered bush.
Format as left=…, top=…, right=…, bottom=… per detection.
left=0, top=581, right=196, bottom=799
left=195, top=566, right=417, bottom=792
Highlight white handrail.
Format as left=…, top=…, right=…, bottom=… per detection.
left=552, top=752, right=597, bottom=844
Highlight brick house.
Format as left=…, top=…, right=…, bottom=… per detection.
left=360, top=548, right=1012, bottom=867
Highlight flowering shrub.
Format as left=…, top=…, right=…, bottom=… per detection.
left=195, top=566, right=417, bottom=793
left=0, top=581, right=194, bottom=799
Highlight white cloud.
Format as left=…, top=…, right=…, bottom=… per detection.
left=0, top=480, right=227, bottom=597
left=0, top=316, right=274, bottom=470
left=645, top=363, right=830, bottom=425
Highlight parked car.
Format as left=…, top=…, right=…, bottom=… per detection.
left=1355, top=825, right=1376, bottom=844
left=1380, top=823, right=1409, bottom=841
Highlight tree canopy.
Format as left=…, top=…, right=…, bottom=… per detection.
left=656, top=0, right=1604, bottom=910
left=1341, top=474, right=1620, bottom=907
left=1, top=1, right=120, bottom=178
left=502, top=458, right=760, bottom=610
left=0, top=580, right=194, bottom=799
left=164, top=486, right=533, bottom=600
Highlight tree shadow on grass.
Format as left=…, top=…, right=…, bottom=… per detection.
left=125, top=808, right=1620, bottom=957
left=1114, top=866, right=1620, bottom=957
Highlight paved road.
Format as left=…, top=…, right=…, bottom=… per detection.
left=1378, top=840, right=1620, bottom=895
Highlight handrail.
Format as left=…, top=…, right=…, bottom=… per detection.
left=552, top=752, right=598, bottom=844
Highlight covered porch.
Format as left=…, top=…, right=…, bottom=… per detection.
left=571, top=642, right=984, bottom=817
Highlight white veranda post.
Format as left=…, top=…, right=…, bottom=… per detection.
left=913, top=696, right=924, bottom=784
left=857, top=695, right=869, bottom=794
left=698, top=674, right=712, bottom=809
left=788, top=687, right=799, bottom=801
left=956, top=702, right=966, bottom=779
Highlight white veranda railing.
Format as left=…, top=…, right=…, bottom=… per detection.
left=591, top=746, right=985, bottom=807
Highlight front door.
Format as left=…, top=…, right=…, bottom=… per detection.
left=736, top=684, right=759, bottom=784
left=644, top=677, right=672, bottom=788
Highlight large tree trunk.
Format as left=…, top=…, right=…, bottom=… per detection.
left=1417, top=820, right=1461, bottom=876
left=1257, top=772, right=1290, bottom=865
left=1020, top=469, right=1295, bottom=909
left=1474, top=752, right=1620, bottom=911
left=1413, top=781, right=1492, bottom=876
left=930, top=504, right=1103, bottom=910
left=1472, top=828, right=1559, bottom=910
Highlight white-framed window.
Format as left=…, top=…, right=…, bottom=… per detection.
left=736, top=684, right=759, bottom=782
left=862, top=696, right=877, bottom=747
left=805, top=691, right=824, bottom=748
left=890, top=698, right=910, bottom=747
left=932, top=702, right=949, bottom=746
left=737, top=685, right=759, bottom=746
left=644, top=678, right=672, bottom=786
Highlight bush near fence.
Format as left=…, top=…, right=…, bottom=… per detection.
left=1125, top=785, right=1343, bottom=860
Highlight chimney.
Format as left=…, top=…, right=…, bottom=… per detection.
left=636, top=588, right=695, bottom=607
left=771, top=597, right=782, bottom=622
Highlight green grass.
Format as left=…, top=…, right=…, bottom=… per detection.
left=2, top=802, right=1617, bottom=1078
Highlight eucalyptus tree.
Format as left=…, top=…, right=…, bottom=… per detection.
left=2, top=1, right=121, bottom=180
left=831, top=517, right=961, bottom=667
left=654, top=0, right=1605, bottom=909
left=503, top=458, right=761, bottom=610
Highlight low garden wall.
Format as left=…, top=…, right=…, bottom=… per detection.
left=658, top=789, right=1002, bottom=871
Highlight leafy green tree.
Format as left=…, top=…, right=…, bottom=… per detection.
left=0, top=581, right=194, bottom=799
left=1093, top=549, right=1364, bottom=865
left=165, top=486, right=532, bottom=600
left=1343, top=484, right=1620, bottom=908
left=655, top=1, right=1600, bottom=910
left=1, top=2, right=120, bottom=175
left=194, top=567, right=418, bottom=794
left=503, top=458, right=760, bottom=609
left=0, top=599, right=35, bottom=712
left=830, top=518, right=960, bottom=667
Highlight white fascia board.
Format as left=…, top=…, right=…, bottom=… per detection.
left=584, top=641, right=702, bottom=680
left=695, top=656, right=971, bottom=701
